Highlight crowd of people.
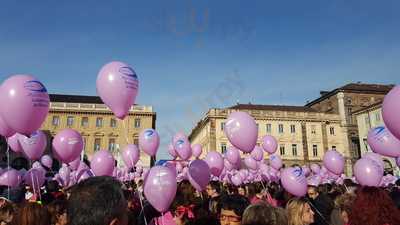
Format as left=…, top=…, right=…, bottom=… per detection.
left=0, top=175, right=400, bottom=225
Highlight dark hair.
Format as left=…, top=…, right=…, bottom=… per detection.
left=12, top=202, right=51, bottom=225
left=47, top=199, right=67, bottom=225
left=219, top=194, right=250, bottom=218
left=349, top=186, right=400, bottom=225
left=67, top=176, right=127, bottom=225
left=208, top=181, right=221, bottom=194
left=242, top=202, right=287, bottom=225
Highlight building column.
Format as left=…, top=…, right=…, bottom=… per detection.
left=301, top=122, right=309, bottom=164
left=337, top=92, right=347, bottom=126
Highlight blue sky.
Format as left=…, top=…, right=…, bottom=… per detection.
left=1, top=0, right=400, bottom=159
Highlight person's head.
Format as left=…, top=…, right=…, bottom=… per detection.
left=349, top=186, right=400, bottom=225
left=47, top=199, right=67, bottom=225
left=307, top=186, right=319, bottom=200
left=218, top=195, right=250, bottom=225
left=67, top=176, right=128, bottom=225
left=12, top=202, right=51, bottom=225
left=286, top=197, right=314, bottom=225
left=0, top=200, right=15, bottom=225
left=238, top=186, right=246, bottom=197
left=334, top=193, right=356, bottom=225
left=242, top=202, right=287, bottom=225
left=206, top=181, right=221, bottom=198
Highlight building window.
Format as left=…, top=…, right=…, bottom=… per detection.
left=133, top=138, right=139, bottom=145
left=329, top=127, right=335, bottom=135
left=346, top=97, right=352, bottom=105
left=290, top=125, right=296, bottom=133
left=221, top=143, right=227, bottom=154
left=81, top=117, right=89, bottom=127
left=312, top=145, right=318, bottom=157
left=221, top=122, right=225, bottom=131
left=292, top=144, right=298, bottom=156
left=52, top=116, right=60, bottom=126
left=365, top=115, right=370, bottom=127
left=375, top=112, right=381, bottom=122
left=67, top=116, right=74, bottom=126
left=278, top=124, right=284, bottom=134
left=332, top=145, right=336, bottom=150
left=110, top=118, right=117, bottom=128
left=94, top=138, right=101, bottom=152
left=266, top=124, right=271, bottom=133
left=311, top=125, right=316, bottom=134
left=83, top=138, right=87, bottom=151
left=256, top=123, right=259, bottom=132
left=347, top=108, right=353, bottom=123
left=108, top=138, right=116, bottom=152
left=96, top=118, right=103, bottom=127
left=280, top=145, right=285, bottom=155
left=134, top=119, right=141, bottom=128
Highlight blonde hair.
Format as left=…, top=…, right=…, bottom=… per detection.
left=286, top=197, right=309, bottom=225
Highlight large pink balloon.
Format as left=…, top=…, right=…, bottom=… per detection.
left=362, top=152, right=384, bottom=171
left=367, top=126, right=400, bottom=157
left=0, top=115, right=15, bottom=138
left=269, top=154, right=283, bottom=170
left=225, top=112, right=258, bottom=153
left=396, top=157, right=400, bottom=167
left=382, top=85, right=400, bottom=140
left=91, top=150, right=115, bottom=176
left=0, top=169, right=21, bottom=187
left=122, top=144, right=140, bottom=168
left=168, top=143, right=177, bottom=159
left=40, top=155, right=53, bottom=169
left=310, top=164, right=320, bottom=174
left=174, top=137, right=192, bottom=160
left=24, top=168, right=45, bottom=190
left=172, top=132, right=186, bottom=144
left=225, top=147, right=240, bottom=164
left=192, top=144, right=203, bottom=158
left=323, top=150, right=344, bottom=175
left=251, top=146, right=264, bottom=161
left=144, top=166, right=177, bottom=213
left=69, top=157, right=81, bottom=171
left=19, top=130, right=47, bottom=160
left=7, top=133, right=23, bottom=153
left=52, top=129, right=84, bottom=163
left=244, top=156, right=258, bottom=170
left=354, top=158, right=383, bottom=187
left=96, top=61, right=139, bottom=119
left=205, top=151, right=224, bottom=176
left=0, top=75, right=49, bottom=135
left=281, top=167, right=307, bottom=197
left=262, top=135, right=278, bottom=154
left=187, top=160, right=211, bottom=192
left=139, top=129, right=159, bottom=157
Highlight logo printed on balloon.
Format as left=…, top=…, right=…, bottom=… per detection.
left=68, top=138, right=79, bottom=145
left=144, top=130, right=154, bottom=138
left=119, top=66, right=138, bottom=90
left=373, top=127, right=389, bottom=143
left=176, top=140, right=184, bottom=147
left=24, top=80, right=49, bottom=108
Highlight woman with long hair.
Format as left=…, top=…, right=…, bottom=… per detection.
left=286, top=197, right=314, bottom=225
left=349, top=186, right=400, bottom=225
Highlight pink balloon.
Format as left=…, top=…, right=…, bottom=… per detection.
left=269, top=154, right=283, bottom=170
left=367, top=126, right=400, bottom=157
left=192, top=144, right=203, bottom=158
left=91, top=150, right=115, bottom=176
left=262, top=135, right=278, bottom=154
left=354, top=158, right=383, bottom=187
left=174, top=137, right=192, bottom=160
left=96, top=61, right=139, bottom=119
left=0, top=115, right=15, bottom=138
left=139, top=129, right=159, bottom=157
left=0, top=169, right=21, bottom=187
left=281, top=167, right=307, bottom=197
left=19, top=130, right=47, bottom=160
left=0, top=75, right=49, bottom=135
left=40, top=155, right=53, bottom=168
left=24, top=168, right=45, bottom=190
left=302, top=166, right=311, bottom=177
left=310, top=164, right=320, bottom=174
left=251, top=146, right=264, bottom=161
left=323, top=150, right=344, bottom=175
left=168, top=143, right=177, bottom=159
left=396, top=157, right=400, bottom=167
left=225, top=112, right=258, bottom=153
left=52, top=129, right=83, bottom=163
left=172, top=132, right=186, bottom=144
left=122, top=144, right=140, bottom=168
left=205, top=151, right=224, bottom=176
left=59, top=166, right=71, bottom=187
left=225, top=147, right=240, bottom=164
left=144, top=166, right=177, bottom=213
left=224, top=159, right=235, bottom=171
left=244, top=156, right=258, bottom=170
left=7, top=133, right=23, bottom=153
left=307, top=175, right=321, bottom=186
left=69, top=157, right=81, bottom=171
left=188, top=160, right=211, bottom=192
left=362, top=152, right=384, bottom=171
left=382, top=85, right=400, bottom=140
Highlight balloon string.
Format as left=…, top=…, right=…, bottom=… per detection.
left=138, top=190, right=148, bottom=225
left=6, top=144, right=10, bottom=200
left=35, top=175, right=42, bottom=201
left=31, top=173, right=36, bottom=200
left=161, top=212, right=165, bottom=225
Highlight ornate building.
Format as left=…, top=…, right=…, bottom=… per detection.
left=40, top=94, right=156, bottom=167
